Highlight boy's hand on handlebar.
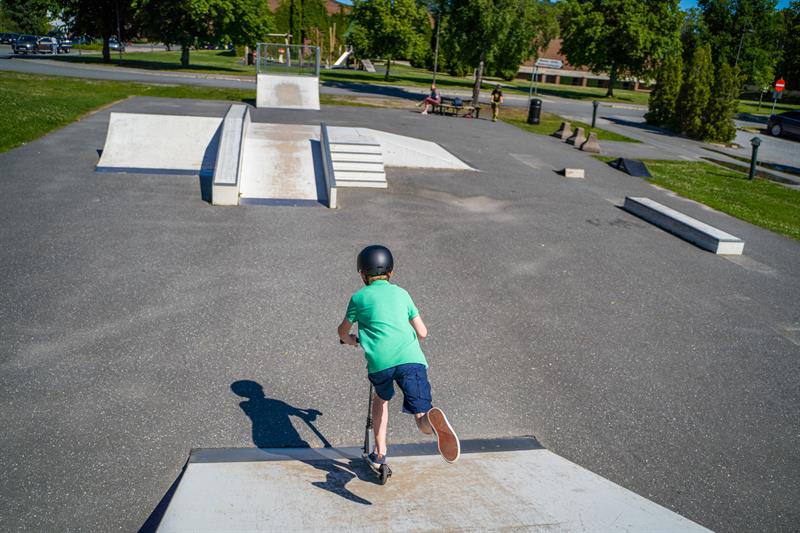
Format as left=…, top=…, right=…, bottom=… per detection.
left=341, top=334, right=360, bottom=346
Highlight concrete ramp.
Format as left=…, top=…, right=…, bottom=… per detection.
left=238, top=123, right=325, bottom=206
left=328, top=127, right=474, bottom=171
left=154, top=438, right=709, bottom=532
left=257, top=74, right=320, bottom=110
left=96, top=113, right=222, bottom=175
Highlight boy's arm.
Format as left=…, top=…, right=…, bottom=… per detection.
left=338, top=318, right=359, bottom=346
left=410, top=316, right=427, bottom=340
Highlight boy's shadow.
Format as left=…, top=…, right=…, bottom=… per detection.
left=231, top=380, right=376, bottom=505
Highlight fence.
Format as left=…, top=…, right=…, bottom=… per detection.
left=256, top=43, right=320, bottom=77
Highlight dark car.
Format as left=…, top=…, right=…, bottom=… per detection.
left=766, top=110, right=800, bottom=139
left=12, top=34, right=38, bottom=54
left=0, top=32, right=19, bottom=44
left=36, top=36, right=59, bottom=54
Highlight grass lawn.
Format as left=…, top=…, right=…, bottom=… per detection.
left=0, top=71, right=256, bottom=153
left=598, top=157, right=800, bottom=241
left=501, top=107, right=639, bottom=143
left=737, top=98, right=800, bottom=116
left=48, top=50, right=651, bottom=104
left=51, top=49, right=255, bottom=74
left=0, top=72, right=381, bottom=153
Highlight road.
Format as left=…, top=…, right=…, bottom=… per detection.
left=2, top=45, right=797, bottom=171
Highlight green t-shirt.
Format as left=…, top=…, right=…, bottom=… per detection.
left=345, top=280, right=428, bottom=374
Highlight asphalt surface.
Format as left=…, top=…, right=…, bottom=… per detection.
left=2, top=43, right=798, bottom=170
left=1, top=96, right=798, bottom=532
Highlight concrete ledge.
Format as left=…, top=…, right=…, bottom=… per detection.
left=623, top=197, right=744, bottom=255
left=211, top=104, right=249, bottom=206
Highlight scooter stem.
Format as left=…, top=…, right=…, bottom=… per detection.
left=364, top=383, right=374, bottom=455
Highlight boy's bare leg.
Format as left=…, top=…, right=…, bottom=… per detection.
left=372, top=393, right=389, bottom=456
left=415, top=412, right=433, bottom=434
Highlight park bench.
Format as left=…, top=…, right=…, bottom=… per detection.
left=434, top=97, right=481, bottom=119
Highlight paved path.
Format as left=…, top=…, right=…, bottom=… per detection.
left=0, top=97, right=797, bottom=532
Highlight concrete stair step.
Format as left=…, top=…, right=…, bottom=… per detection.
left=332, top=161, right=385, bottom=172
left=336, top=179, right=388, bottom=189
left=330, top=143, right=382, bottom=155
left=333, top=170, right=387, bottom=181
left=330, top=152, right=384, bottom=163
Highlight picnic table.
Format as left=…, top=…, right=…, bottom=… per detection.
left=433, top=97, right=481, bottom=119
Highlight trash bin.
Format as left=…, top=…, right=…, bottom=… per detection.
left=527, top=98, right=542, bottom=125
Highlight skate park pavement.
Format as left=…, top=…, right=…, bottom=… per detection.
left=0, top=97, right=798, bottom=532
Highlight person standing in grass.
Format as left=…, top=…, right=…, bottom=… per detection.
left=490, top=85, right=504, bottom=122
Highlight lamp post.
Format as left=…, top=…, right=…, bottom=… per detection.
left=432, top=8, right=441, bottom=83
left=749, top=136, right=761, bottom=180
left=591, top=100, right=599, bottom=129
left=735, top=28, right=754, bottom=67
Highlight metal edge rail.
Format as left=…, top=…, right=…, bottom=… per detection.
left=320, top=122, right=337, bottom=209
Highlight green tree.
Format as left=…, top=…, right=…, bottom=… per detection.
left=698, top=0, right=783, bottom=88
left=61, top=0, right=136, bottom=62
left=559, top=0, right=682, bottom=97
left=138, top=0, right=224, bottom=67
left=777, top=1, right=799, bottom=90
left=1, top=0, right=54, bottom=34
left=348, top=0, right=426, bottom=81
left=645, top=50, right=683, bottom=127
left=676, top=42, right=713, bottom=138
left=221, top=0, right=273, bottom=50
left=443, top=0, right=558, bottom=103
left=702, top=63, right=739, bottom=143
left=273, top=0, right=329, bottom=45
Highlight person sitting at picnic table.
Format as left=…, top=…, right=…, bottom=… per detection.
left=416, top=84, right=441, bottom=115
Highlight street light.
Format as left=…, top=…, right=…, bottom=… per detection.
left=591, top=100, right=600, bottom=129
left=749, top=136, right=761, bottom=180
left=735, top=28, right=754, bottom=67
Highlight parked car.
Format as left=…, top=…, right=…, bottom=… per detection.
left=12, top=34, right=38, bottom=54
left=57, top=37, right=72, bottom=53
left=766, top=111, right=800, bottom=139
left=36, top=36, right=59, bottom=54
left=0, top=32, right=19, bottom=44
left=108, top=38, right=125, bottom=52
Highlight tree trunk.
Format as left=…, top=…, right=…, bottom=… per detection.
left=102, top=35, right=111, bottom=63
left=384, top=58, right=391, bottom=81
left=472, top=53, right=485, bottom=104
left=606, top=62, right=617, bottom=97
left=181, top=45, right=190, bottom=67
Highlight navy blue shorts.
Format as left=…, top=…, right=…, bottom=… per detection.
left=368, top=363, right=432, bottom=415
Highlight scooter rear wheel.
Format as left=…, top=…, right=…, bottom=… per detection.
left=379, top=464, right=392, bottom=485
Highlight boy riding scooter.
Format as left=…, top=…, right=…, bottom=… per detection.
left=338, top=245, right=460, bottom=475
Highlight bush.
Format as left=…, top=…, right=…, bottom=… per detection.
left=676, top=43, right=713, bottom=138
left=645, top=52, right=683, bottom=127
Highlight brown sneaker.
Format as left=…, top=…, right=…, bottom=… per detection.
left=427, top=407, right=460, bottom=463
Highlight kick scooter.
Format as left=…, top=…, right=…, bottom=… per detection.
left=341, top=336, right=392, bottom=485
left=363, top=381, right=392, bottom=485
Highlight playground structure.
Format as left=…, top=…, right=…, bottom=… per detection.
left=256, top=43, right=321, bottom=110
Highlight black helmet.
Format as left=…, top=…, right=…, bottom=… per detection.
left=357, top=245, right=394, bottom=277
